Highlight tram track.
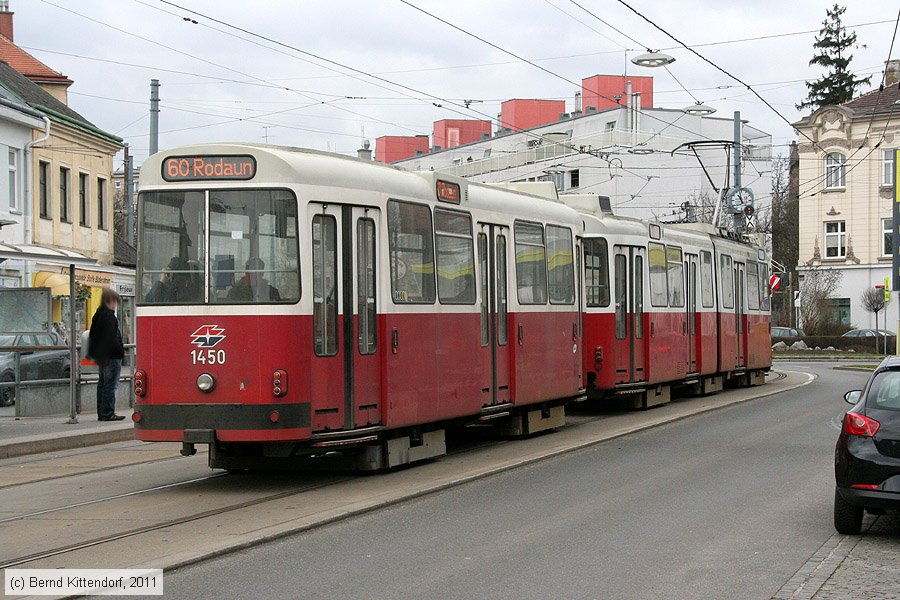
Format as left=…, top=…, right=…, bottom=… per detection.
left=0, top=447, right=207, bottom=491
left=0, top=473, right=351, bottom=569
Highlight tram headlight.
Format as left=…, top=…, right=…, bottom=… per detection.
left=197, top=373, right=216, bottom=393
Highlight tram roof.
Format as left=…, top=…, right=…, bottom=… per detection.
left=140, top=143, right=580, bottom=225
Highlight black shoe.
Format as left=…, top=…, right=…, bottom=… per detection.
left=108, top=414, right=126, bottom=421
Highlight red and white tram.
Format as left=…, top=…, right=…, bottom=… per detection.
left=132, top=144, right=584, bottom=470
left=561, top=195, right=771, bottom=408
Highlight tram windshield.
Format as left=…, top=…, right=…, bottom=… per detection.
left=138, top=189, right=300, bottom=305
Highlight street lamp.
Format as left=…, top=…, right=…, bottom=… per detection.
left=631, top=51, right=676, bottom=68
left=682, top=101, right=717, bottom=116
left=627, top=146, right=654, bottom=155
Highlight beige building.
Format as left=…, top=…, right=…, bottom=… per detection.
left=793, top=59, right=900, bottom=329
left=0, top=3, right=127, bottom=333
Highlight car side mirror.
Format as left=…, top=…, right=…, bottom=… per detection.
left=844, top=390, right=861, bottom=405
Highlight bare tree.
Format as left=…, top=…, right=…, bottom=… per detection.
left=799, top=266, right=843, bottom=334
left=861, top=287, right=886, bottom=315
left=769, top=150, right=800, bottom=327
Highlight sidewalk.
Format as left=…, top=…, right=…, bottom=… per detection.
left=0, top=409, right=134, bottom=459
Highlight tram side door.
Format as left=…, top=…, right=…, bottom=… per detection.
left=613, top=245, right=646, bottom=383
left=686, top=253, right=699, bottom=373
left=310, top=203, right=383, bottom=432
left=477, top=224, right=511, bottom=406
left=734, top=261, right=746, bottom=365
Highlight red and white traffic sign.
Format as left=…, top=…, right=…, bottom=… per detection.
left=769, top=273, right=782, bottom=293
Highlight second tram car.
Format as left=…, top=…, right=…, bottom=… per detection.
left=562, top=195, right=771, bottom=408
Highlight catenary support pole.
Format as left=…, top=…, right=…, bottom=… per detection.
left=66, top=264, right=78, bottom=424
left=732, top=111, right=742, bottom=234
left=124, top=143, right=134, bottom=246
left=149, top=79, right=160, bottom=156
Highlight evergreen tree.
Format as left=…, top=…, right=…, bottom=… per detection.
left=797, top=4, right=871, bottom=111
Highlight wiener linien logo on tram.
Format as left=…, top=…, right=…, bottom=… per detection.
left=190, top=325, right=226, bottom=348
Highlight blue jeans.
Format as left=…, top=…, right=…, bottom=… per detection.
left=97, top=359, right=122, bottom=420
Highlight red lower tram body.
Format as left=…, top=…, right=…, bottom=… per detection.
left=133, top=309, right=582, bottom=469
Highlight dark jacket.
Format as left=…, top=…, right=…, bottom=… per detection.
left=88, top=305, right=125, bottom=364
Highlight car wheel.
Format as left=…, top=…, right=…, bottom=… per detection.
left=0, top=374, right=14, bottom=407
left=833, top=488, right=864, bottom=534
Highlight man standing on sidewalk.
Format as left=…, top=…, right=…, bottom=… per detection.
left=88, top=288, right=126, bottom=421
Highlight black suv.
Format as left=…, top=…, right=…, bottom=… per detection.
left=834, top=356, right=900, bottom=534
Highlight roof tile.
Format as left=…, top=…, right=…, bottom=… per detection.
left=0, top=34, right=71, bottom=84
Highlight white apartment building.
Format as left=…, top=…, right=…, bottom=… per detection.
left=794, top=59, right=900, bottom=329
left=0, top=95, right=45, bottom=287
left=394, top=105, right=772, bottom=223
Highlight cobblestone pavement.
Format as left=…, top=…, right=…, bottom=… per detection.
left=812, top=516, right=900, bottom=600
left=773, top=515, right=900, bottom=600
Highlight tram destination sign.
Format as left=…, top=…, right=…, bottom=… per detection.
left=162, top=154, right=257, bottom=182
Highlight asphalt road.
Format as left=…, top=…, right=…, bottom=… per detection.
left=156, top=364, right=865, bottom=600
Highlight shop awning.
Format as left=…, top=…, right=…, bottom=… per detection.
left=32, top=271, right=69, bottom=295
left=0, top=242, right=96, bottom=266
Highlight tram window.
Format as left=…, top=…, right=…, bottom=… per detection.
left=435, top=209, right=475, bottom=305
left=497, top=234, right=509, bottom=345
left=720, top=254, right=734, bottom=309
left=583, top=238, right=610, bottom=307
left=634, top=254, right=644, bottom=338
left=648, top=242, right=668, bottom=307
left=312, top=214, right=338, bottom=357
left=700, top=251, right=714, bottom=308
left=208, top=190, right=299, bottom=304
left=547, top=225, right=575, bottom=305
left=666, top=245, right=684, bottom=308
left=478, top=233, right=489, bottom=346
left=514, top=221, right=548, bottom=304
left=138, top=190, right=206, bottom=305
left=614, top=253, right=627, bottom=340
left=759, top=262, right=770, bottom=311
left=387, top=200, right=436, bottom=304
left=357, top=218, right=377, bottom=355
left=747, top=260, right=760, bottom=310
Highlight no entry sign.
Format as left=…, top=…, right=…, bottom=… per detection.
left=769, top=273, right=782, bottom=293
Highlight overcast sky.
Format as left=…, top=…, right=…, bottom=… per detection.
left=10, top=1, right=899, bottom=167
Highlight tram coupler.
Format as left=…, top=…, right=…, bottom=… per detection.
left=180, top=442, right=197, bottom=457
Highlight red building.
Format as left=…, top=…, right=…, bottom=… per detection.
left=375, top=135, right=430, bottom=163
left=581, top=75, right=653, bottom=111
left=432, top=119, right=491, bottom=149
left=500, top=99, right=566, bottom=132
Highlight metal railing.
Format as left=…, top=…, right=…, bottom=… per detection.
left=0, top=343, right=136, bottom=420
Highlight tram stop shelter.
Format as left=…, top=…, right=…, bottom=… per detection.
left=0, top=242, right=96, bottom=423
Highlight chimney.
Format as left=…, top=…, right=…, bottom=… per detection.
left=357, top=139, right=372, bottom=161
left=0, top=1, right=13, bottom=42
left=886, top=59, right=900, bottom=87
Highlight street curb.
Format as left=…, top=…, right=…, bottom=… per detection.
left=0, top=426, right=134, bottom=460
left=122, top=370, right=818, bottom=581
left=832, top=365, right=875, bottom=372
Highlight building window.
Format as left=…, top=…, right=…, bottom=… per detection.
left=538, top=172, right=564, bottom=191
left=7, top=149, right=17, bottom=210
left=39, top=161, right=49, bottom=219
left=824, top=221, right=846, bottom=258
left=97, top=178, right=108, bottom=230
left=884, top=150, right=896, bottom=187
left=604, top=121, right=616, bottom=132
left=825, top=152, right=845, bottom=189
left=884, top=218, right=893, bottom=257
left=78, top=173, right=89, bottom=227
left=829, top=298, right=851, bottom=326
left=569, top=169, right=580, bottom=188
left=59, top=166, right=70, bottom=223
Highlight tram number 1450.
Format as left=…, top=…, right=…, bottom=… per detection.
left=191, top=349, right=226, bottom=365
